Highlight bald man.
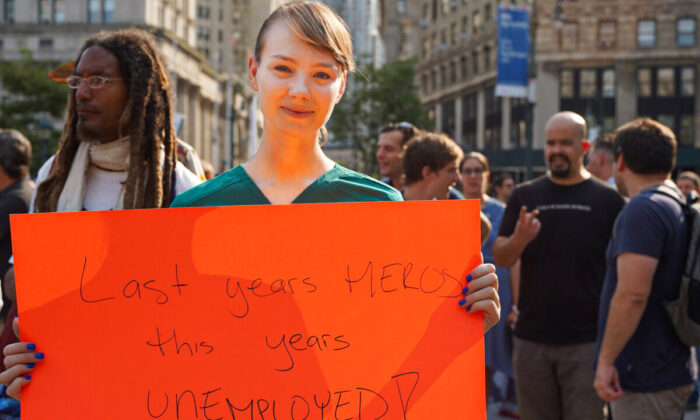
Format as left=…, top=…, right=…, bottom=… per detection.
left=493, top=111, right=625, bottom=420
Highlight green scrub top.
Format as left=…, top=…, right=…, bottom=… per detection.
left=170, top=164, right=403, bottom=207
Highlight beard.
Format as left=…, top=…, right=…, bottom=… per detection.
left=548, top=154, right=571, bottom=179
left=77, top=120, right=99, bottom=143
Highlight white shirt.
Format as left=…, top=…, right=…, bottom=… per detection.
left=30, top=155, right=202, bottom=212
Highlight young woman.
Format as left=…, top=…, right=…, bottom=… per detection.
left=460, top=152, right=517, bottom=414
left=1, top=1, right=500, bottom=399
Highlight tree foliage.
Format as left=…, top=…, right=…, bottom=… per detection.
left=0, top=50, right=69, bottom=173
left=330, top=57, right=431, bottom=174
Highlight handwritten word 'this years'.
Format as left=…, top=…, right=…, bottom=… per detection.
left=146, top=371, right=420, bottom=420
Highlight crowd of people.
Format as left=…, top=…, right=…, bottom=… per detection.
left=0, top=1, right=697, bottom=419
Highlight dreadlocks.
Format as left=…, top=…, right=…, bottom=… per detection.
left=35, top=28, right=176, bottom=212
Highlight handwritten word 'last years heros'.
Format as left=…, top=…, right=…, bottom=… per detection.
left=77, top=258, right=465, bottom=317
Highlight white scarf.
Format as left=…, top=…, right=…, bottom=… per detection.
left=56, top=137, right=130, bottom=211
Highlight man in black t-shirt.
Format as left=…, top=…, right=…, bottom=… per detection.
left=594, top=118, right=693, bottom=420
left=493, top=112, right=625, bottom=420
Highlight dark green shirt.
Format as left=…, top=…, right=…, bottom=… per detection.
left=170, top=164, right=403, bottom=207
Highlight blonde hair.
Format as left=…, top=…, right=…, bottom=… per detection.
left=254, top=1, right=355, bottom=73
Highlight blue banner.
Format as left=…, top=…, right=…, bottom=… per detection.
left=496, top=5, right=530, bottom=98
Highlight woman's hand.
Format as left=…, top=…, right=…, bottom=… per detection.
left=459, top=263, right=500, bottom=332
left=0, top=318, right=43, bottom=399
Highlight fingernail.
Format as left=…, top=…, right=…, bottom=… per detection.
left=34, top=353, right=44, bottom=360
left=462, top=286, right=469, bottom=295
left=467, top=306, right=472, bottom=312
left=24, top=376, right=31, bottom=380
left=26, top=344, right=36, bottom=351
left=458, top=298, right=466, bottom=306
left=466, top=274, right=472, bottom=282
left=26, top=363, right=34, bottom=369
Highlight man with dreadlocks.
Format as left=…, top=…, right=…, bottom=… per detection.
left=32, top=28, right=201, bottom=212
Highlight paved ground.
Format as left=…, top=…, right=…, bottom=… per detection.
left=486, top=403, right=700, bottom=419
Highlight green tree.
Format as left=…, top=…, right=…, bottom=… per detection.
left=0, top=49, right=69, bottom=173
left=330, top=57, right=431, bottom=175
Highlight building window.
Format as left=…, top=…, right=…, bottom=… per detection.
left=2, top=0, right=14, bottom=24
left=103, top=0, right=114, bottom=23
left=461, top=55, right=467, bottom=80
left=484, top=3, right=492, bottom=26
left=681, top=66, right=695, bottom=96
left=483, top=46, right=491, bottom=70
left=39, top=38, right=53, bottom=49
left=638, top=68, right=652, bottom=97
left=38, top=0, right=65, bottom=23
left=679, top=115, right=694, bottom=146
left=561, top=70, right=574, bottom=98
left=602, top=69, right=615, bottom=98
left=461, top=16, right=468, bottom=39
left=422, top=74, right=428, bottom=94
left=398, top=0, right=406, bottom=14
left=561, top=23, right=578, bottom=51
left=637, top=19, right=656, bottom=48
left=88, top=0, right=114, bottom=23
left=598, top=21, right=616, bottom=49
left=637, top=66, right=695, bottom=146
left=431, top=70, right=436, bottom=91
left=449, top=61, right=456, bottom=84
left=657, top=68, right=675, bottom=97
left=678, top=18, right=696, bottom=47
left=38, top=0, right=50, bottom=23
left=88, top=0, right=100, bottom=23
left=472, top=51, right=479, bottom=74
left=422, top=37, right=429, bottom=58
left=450, top=22, right=457, bottom=45
left=560, top=69, right=617, bottom=137
left=472, top=11, right=481, bottom=34
left=440, top=65, right=446, bottom=88
left=580, top=70, right=597, bottom=97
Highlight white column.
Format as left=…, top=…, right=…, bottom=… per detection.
left=476, top=88, right=485, bottom=149
left=501, top=97, right=511, bottom=149
left=455, top=95, right=463, bottom=146
left=435, top=102, right=443, bottom=133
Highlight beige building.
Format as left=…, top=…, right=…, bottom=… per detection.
left=0, top=0, right=224, bottom=169
left=379, top=0, right=420, bottom=64
left=535, top=0, right=700, bottom=171
left=414, top=0, right=700, bottom=176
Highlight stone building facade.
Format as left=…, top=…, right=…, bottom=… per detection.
left=414, top=0, right=700, bottom=176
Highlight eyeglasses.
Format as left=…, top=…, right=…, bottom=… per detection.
left=461, top=168, right=484, bottom=176
left=66, top=75, right=123, bottom=90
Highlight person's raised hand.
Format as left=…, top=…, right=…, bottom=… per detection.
left=513, top=206, right=541, bottom=244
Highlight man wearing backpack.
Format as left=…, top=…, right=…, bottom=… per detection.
left=594, top=117, right=694, bottom=419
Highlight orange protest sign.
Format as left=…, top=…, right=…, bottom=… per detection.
left=11, top=200, right=484, bottom=419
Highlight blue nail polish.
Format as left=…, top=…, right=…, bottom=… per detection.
left=24, top=376, right=31, bottom=380
left=467, top=306, right=472, bottom=312
left=458, top=298, right=466, bottom=306
left=462, top=286, right=469, bottom=295
left=466, top=274, right=473, bottom=282
left=26, top=343, right=36, bottom=351
left=34, top=353, right=44, bottom=360
left=26, top=363, right=34, bottom=369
